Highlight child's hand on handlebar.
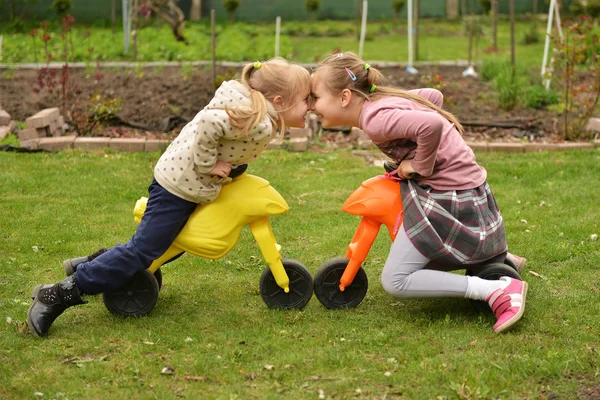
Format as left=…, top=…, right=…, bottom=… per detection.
left=397, top=159, right=418, bottom=180
left=209, top=161, right=233, bottom=178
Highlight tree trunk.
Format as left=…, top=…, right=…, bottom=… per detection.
left=491, top=0, right=497, bottom=50
left=414, top=0, right=419, bottom=62
left=509, top=0, right=515, bottom=70
left=111, top=0, right=116, bottom=34
left=132, top=0, right=139, bottom=61
left=190, top=0, right=201, bottom=20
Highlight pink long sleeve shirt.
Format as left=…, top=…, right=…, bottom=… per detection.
left=359, top=88, right=486, bottom=191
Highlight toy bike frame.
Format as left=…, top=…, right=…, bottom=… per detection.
left=102, top=168, right=313, bottom=317
left=313, top=169, right=520, bottom=310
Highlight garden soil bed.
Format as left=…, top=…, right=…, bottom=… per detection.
left=0, top=64, right=573, bottom=143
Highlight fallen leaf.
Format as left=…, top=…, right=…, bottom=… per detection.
left=161, top=366, right=175, bottom=375
left=184, top=375, right=208, bottom=381
left=528, top=270, right=548, bottom=280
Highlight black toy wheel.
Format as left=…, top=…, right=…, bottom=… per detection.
left=313, top=257, right=369, bottom=309
left=103, top=269, right=159, bottom=317
left=259, top=259, right=313, bottom=309
left=466, top=262, right=522, bottom=312
left=154, top=268, right=163, bottom=290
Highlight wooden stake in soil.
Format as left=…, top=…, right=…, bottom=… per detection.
left=211, top=9, right=216, bottom=90
left=275, top=16, right=281, bottom=57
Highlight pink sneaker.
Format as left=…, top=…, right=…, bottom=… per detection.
left=487, top=277, right=528, bottom=333
left=507, top=253, right=527, bottom=273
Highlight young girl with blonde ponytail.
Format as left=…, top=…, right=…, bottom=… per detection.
left=28, top=58, right=311, bottom=337
left=310, top=51, right=528, bottom=333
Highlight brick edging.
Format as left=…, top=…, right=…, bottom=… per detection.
left=17, top=135, right=600, bottom=153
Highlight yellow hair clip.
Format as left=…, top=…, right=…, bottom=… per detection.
left=253, top=61, right=262, bottom=69
left=364, top=63, right=371, bottom=70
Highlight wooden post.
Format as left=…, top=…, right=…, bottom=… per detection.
left=132, top=0, right=138, bottom=61
left=211, top=9, right=216, bottom=90
left=467, top=0, right=473, bottom=65
left=111, top=0, right=116, bottom=35
left=275, top=16, right=281, bottom=57
left=358, top=0, right=367, bottom=59
left=491, top=0, right=497, bottom=50
left=509, top=0, right=515, bottom=70
left=122, top=0, right=130, bottom=53
left=191, top=0, right=201, bottom=20
left=414, top=0, right=419, bottom=62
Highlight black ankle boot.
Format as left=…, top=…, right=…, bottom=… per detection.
left=62, top=247, right=108, bottom=276
left=27, top=275, right=87, bottom=337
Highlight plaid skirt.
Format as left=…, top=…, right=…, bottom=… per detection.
left=400, top=179, right=507, bottom=267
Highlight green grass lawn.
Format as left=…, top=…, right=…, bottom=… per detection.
left=0, top=19, right=551, bottom=68
left=1, top=148, right=599, bottom=399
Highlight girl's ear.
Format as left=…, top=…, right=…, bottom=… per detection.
left=340, top=88, right=353, bottom=108
left=272, top=95, right=284, bottom=108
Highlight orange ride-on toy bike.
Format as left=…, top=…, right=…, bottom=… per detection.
left=100, top=165, right=313, bottom=317
left=313, top=162, right=521, bottom=311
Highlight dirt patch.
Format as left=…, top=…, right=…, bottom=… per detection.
left=0, top=64, right=579, bottom=142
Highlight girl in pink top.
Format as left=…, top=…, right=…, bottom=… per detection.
left=310, top=52, right=527, bottom=333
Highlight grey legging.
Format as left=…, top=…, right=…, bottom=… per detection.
left=381, top=225, right=469, bottom=298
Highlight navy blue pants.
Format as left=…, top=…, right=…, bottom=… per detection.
left=75, top=179, right=197, bottom=295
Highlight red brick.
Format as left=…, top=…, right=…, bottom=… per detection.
left=466, top=141, right=488, bottom=152
left=20, top=139, right=40, bottom=149
left=37, top=135, right=76, bottom=151
left=267, top=139, right=283, bottom=149
left=0, top=125, right=12, bottom=140
left=109, top=138, right=146, bottom=152
left=145, top=139, right=170, bottom=152
left=26, top=107, right=60, bottom=129
left=524, top=143, right=560, bottom=152
left=288, top=137, right=308, bottom=152
left=18, top=128, right=40, bottom=142
left=585, top=118, right=600, bottom=132
left=74, top=137, right=111, bottom=150
left=487, top=142, right=525, bottom=153
left=556, top=142, right=594, bottom=151
left=288, top=127, right=310, bottom=139
left=0, top=109, right=10, bottom=125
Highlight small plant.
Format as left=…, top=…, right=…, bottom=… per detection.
left=392, top=0, right=405, bottom=24
left=521, top=24, right=540, bottom=45
left=550, top=16, right=600, bottom=141
left=51, top=0, right=71, bottom=17
left=478, top=0, right=491, bottom=14
left=71, top=91, right=123, bottom=136
left=223, top=0, right=240, bottom=22
left=492, top=66, right=527, bottom=111
left=305, top=0, right=320, bottom=21
left=524, top=85, right=559, bottom=109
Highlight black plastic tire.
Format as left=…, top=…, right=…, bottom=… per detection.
left=259, top=259, right=313, bottom=309
left=103, top=269, right=160, bottom=317
left=154, top=268, right=162, bottom=290
left=466, top=262, right=522, bottom=312
left=313, top=257, right=369, bottom=309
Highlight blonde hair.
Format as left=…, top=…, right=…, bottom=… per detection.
left=314, top=52, right=464, bottom=135
left=226, top=57, right=311, bottom=138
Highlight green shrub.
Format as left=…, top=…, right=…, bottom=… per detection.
left=492, top=67, right=528, bottom=111
left=51, top=0, right=71, bottom=16
left=521, top=25, right=540, bottom=45
left=524, top=85, right=559, bottom=109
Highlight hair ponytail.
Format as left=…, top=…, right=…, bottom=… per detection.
left=226, top=58, right=310, bottom=138
left=316, top=52, right=464, bottom=135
